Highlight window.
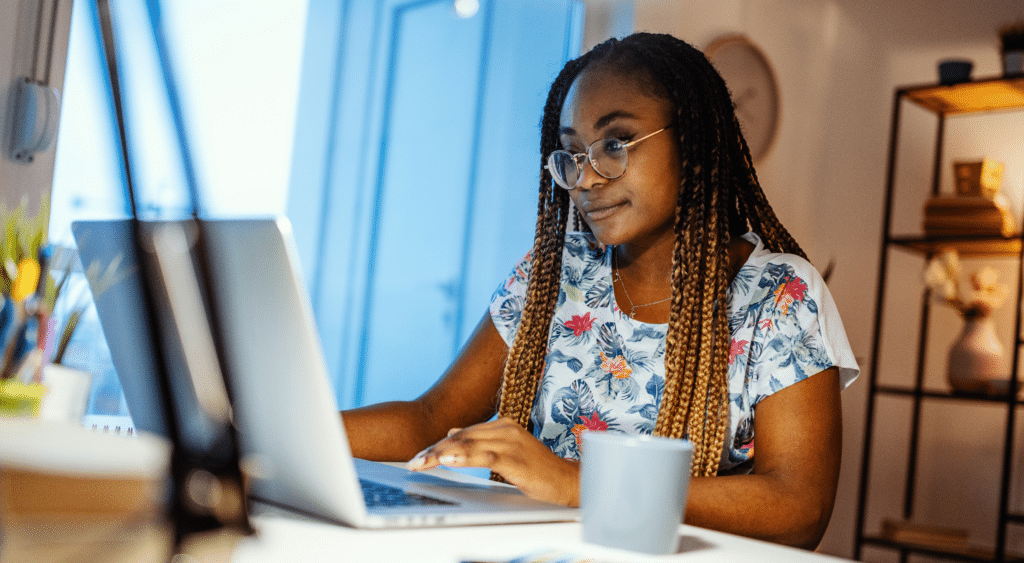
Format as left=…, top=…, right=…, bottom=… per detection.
left=48, top=0, right=307, bottom=427
left=49, top=0, right=596, bottom=429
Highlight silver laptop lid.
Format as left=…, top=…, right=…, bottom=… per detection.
left=197, top=217, right=369, bottom=524
left=75, top=216, right=369, bottom=524
left=199, top=217, right=576, bottom=527
left=78, top=216, right=577, bottom=528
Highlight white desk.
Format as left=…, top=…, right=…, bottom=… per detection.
left=230, top=506, right=852, bottom=563
left=0, top=421, right=853, bottom=563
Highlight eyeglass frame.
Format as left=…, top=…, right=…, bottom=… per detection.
left=545, top=125, right=672, bottom=190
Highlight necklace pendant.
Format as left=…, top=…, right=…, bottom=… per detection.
left=613, top=248, right=671, bottom=321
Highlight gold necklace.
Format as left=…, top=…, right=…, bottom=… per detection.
left=613, top=251, right=672, bottom=319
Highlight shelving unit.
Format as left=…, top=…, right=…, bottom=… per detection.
left=854, top=76, right=1024, bottom=562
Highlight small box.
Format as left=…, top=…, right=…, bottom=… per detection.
left=954, top=158, right=1004, bottom=198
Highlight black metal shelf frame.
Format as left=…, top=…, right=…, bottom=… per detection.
left=853, top=77, right=1024, bottom=563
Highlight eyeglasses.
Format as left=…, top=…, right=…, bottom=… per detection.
left=545, top=126, right=670, bottom=190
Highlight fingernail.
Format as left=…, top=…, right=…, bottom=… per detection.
left=406, top=451, right=427, bottom=470
left=438, top=454, right=460, bottom=466
left=447, top=428, right=462, bottom=437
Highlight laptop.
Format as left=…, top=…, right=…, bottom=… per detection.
left=72, top=217, right=578, bottom=528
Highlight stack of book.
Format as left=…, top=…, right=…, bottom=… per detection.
left=923, top=194, right=1015, bottom=237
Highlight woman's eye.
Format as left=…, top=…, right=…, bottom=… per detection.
left=600, top=138, right=626, bottom=154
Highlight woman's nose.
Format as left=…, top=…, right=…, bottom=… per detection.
left=575, top=157, right=604, bottom=191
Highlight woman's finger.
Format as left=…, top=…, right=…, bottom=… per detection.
left=406, top=424, right=519, bottom=471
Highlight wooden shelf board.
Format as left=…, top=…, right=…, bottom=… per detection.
left=902, top=76, right=1024, bottom=115
left=862, top=535, right=1024, bottom=562
left=890, top=235, right=1022, bottom=257
left=874, top=384, right=1024, bottom=404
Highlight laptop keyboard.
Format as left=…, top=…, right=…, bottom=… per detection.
left=359, top=479, right=457, bottom=507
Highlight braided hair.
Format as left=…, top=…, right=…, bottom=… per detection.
left=496, top=33, right=804, bottom=477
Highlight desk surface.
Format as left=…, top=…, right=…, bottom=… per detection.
left=230, top=505, right=851, bottom=563
left=0, top=422, right=852, bottom=563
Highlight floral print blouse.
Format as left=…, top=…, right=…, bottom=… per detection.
left=489, top=232, right=859, bottom=473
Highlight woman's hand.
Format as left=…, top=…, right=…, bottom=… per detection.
left=406, top=417, right=580, bottom=507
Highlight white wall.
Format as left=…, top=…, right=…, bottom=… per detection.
left=632, top=0, right=1024, bottom=558
left=1, top=0, right=73, bottom=218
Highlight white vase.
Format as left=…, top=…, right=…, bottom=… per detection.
left=947, top=314, right=1004, bottom=393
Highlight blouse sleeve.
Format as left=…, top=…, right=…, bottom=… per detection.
left=747, top=260, right=860, bottom=403
left=488, top=250, right=532, bottom=346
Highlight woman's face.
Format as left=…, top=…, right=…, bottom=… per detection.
left=558, top=64, right=680, bottom=250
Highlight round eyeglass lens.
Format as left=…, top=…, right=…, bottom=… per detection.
left=592, top=139, right=628, bottom=178
left=548, top=151, right=581, bottom=189
left=547, top=138, right=634, bottom=189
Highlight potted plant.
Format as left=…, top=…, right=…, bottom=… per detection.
left=999, top=21, right=1024, bottom=77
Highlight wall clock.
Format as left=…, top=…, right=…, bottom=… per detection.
left=704, top=34, right=780, bottom=163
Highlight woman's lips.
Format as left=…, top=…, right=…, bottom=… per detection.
left=584, top=201, right=627, bottom=221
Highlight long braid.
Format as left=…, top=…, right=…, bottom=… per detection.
left=704, top=125, right=734, bottom=476
left=496, top=51, right=599, bottom=432
left=497, top=33, right=804, bottom=478
left=658, top=44, right=709, bottom=444
left=645, top=36, right=734, bottom=473
left=700, top=79, right=735, bottom=476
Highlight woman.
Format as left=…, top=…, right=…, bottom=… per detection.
left=341, top=32, right=858, bottom=549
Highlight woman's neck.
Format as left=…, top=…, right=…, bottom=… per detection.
left=612, top=239, right=675, bottom=322
left=613, top=235, right=755, bottom=299
left=614, top=239, right=674, bottom=284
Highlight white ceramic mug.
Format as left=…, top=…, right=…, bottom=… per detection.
left=579, top=432, right=693, bottom=554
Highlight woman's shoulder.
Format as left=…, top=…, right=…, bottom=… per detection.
left=730, top=232, right=835, bottom=317
left=737, top=232, right=825, bottom=286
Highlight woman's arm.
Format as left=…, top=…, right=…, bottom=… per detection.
left=410, top=366, right=842, bottom=550
left=350, top=312, right=843, bottom=548
left=684, top=367, right=843, bottom=549
left=340, top=313, right=509, bottom=462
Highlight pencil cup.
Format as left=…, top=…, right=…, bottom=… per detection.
left=39, top=363, right=93, bottom=423
left=579, top=432, right=693, bottom=554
